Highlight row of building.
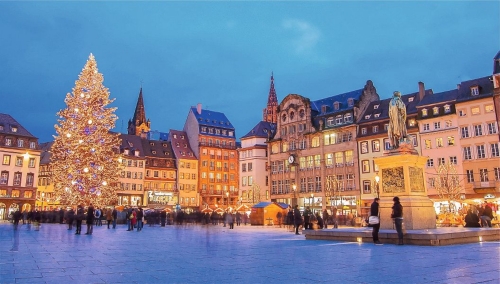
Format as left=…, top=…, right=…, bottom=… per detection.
left=0, top=52, right=499, bottom=219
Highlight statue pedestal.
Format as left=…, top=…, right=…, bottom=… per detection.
left=374, top=151, right=436, bottom=230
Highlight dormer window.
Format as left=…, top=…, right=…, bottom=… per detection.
left=408, top=97, right=414, bottom=102
left=333, top=102, right=340, bottom=110
left=409, top=119, right=416, bottom=127
left=321, top=105, right=328, bottom=113
left=433, top=107, right=439, bottom=115
left=347, top=98, right=354, bottom=107
left=372, top=126, right=379, bottom=133
left=335, top=115, right=343, bottom=124
left=374, top=104, right=379, bottom=110
left=124, top=149, right=130, bottom=155
left=422, top=109, right=428, bottom=117
left=365, top=114, right=371, bottom=119
left=181, top=135, right=185, bottom=139
left=0, top=125, right=3, bottom=131
left=374, top=113, right=380, bottom=118
left=176, top=142, right=180, bottom=147
left=361, top=128, right=367, bottom=135
left=173, top=134, right=177, bottom=139
left=149, top=142, right=154, bottom=146
left=164, top=151, right=169, bottom=155
left=344, top=113, right=352, bottom=122
left=11, top=126, right=17, bottom=133
left=471, top=86, right=479, bottom=96
left=152, top=150, right=157, bottom=154
left=162, top=143, right=168, bottom=147
left=135, top=150, right=140, bottom=156
left=444, top=105, right=451, bottom=113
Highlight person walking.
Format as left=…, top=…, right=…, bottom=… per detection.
left=303, top=206, right=312, bottom=230
left=236, top=211, right=241, bottom=226
left=370, top=198, right=382, bottom=245
left=112, top=207, right=118, bottom=229
left=331, top=206, right=338, bottom=229
left=322, top=209, right=329, bottom=229
left=130, top=209, right=137, bottom=231
left=293, top=205, right=303, bottom=235
left=12, top=209, right=22, bottom=230
left=226, top=211, right=234, bottom=229
left=85, top=203, right=95, bottom=235
left=67, top=207, right=75, bottom=230
left=75, top=204, right=84, bottom=235
left=391, top=197, right=404, bottom=245
left=136, top=208, right=144, bottom=231
left=106, top=207, right=113, bottom=229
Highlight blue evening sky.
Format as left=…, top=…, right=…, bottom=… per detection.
left=1, top=1, right=498, bottom=142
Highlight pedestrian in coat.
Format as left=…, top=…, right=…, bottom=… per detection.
left=130, top=209, right=137, bottom=231
left=85, top=203, right=95, bottom=235
left=136, top=208, right=144, bottom=231
left=106, top=207, right=113, bottom=229
left=112, top=207, right=118, bottom=229
left=370, top=198, right=382, bottom=245
left=293, top=205, right=303, bottom=235
left=67, top=208, right=75, bottom=230
left=75, top=205, right=84, bottom=235
left=391, top=197, right=404, bottom=245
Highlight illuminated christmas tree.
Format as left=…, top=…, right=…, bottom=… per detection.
left=52, top=54, right=121, bottom=207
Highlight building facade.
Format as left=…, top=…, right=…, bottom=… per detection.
left=169, top=129, right=199, bottom=211
left=117, top=134, right=146, bottom=207
left=268, top=80, right=379, bottom=215
left=0, top=114, right=41, bottom=219
left=184, top=104, right=238, bottom=210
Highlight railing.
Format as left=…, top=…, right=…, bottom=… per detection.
left=473, top=181, right=498, bottom=189
left=199, top=142, right=237, bottom=150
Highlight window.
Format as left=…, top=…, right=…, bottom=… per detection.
left=15, top=157, right=23, bottom=167
left=494, top=168, right=500, bottom=181
left=29, top=141, right=36, bottom=149
left=28, top=158, right=35, bottom=168
left=471, top=107, right=480, bottom=115
left=487, top=122, right=498, bottom=135
left=422, top=109, right=428, bottom=117
left=383, top=139, right=391, bottom=150
left=325, top=153, right=333, bottom=166
left=334, top=102, right=340, bottom=110
left=242, top=164, right=246, bottom=172
left=5, top=138, right=12, bottom=146
left=314, top=155, right=321, bottom=167
left=363, top=181, right=371, bottom=194
left=2, top=155, right=10, bottom=165
left=428, top=178, right=435, bottom=188
left=438, top=157, right=445, bottom=165
left=372, top=126, right=378, bottom=133
left=423, top=124, right=430, bottom=131
left=12, top=190, right=20, bottom=197
left=425, top=140, right=431, bottom=149
left=408, top=119, right=416, bottom=127
left=17, top=139, right=24, bottom=147
left=0, top=172, right=8, bottom=184
left=474, top=125, right=483, bottom=136
left=433, top=107, right=439, bottom=115
left=345, top=150, right=353, bottom=165
left=362, top=160, right=370, bottom=173
left=426, top=159, right=434, bottom=168
left=461, top=126, right=469, bottom=138
left=24, top=191, right=33, bottom=198
left=360, top=142, right=369, bottom=154
left=372, top=140, right=380, bottom=152
left=335, top=115, right=343, bottom=124
left=479, top=169, right=489, bottom=182
left=445, top=120, right=452, bottom=128
left=408, top=97, right=414, bottom=102
left=311, top=137, right=320, bottom=148
left=344, top=113, right=352, bottom=122
left=471, top=86, right=479, bottom=96
left=374, top=104, right=379, bottom=109
left=384, top=124, right=389, bottom=131
left=447, top=136, right=455, bottom=146
left=242, top=176, right=247, bottom=186
left=463, top=146, right=472, bottom=160
left=485, top=105, right=494, bottom=113
left=26, top=173, right=34, bottom=186
left=434, top=122, right=441, bottom=130
left=476, top=145, right=486, bottom=159
left=410, top=135, right=418, bottom=147
left=436, top=138, right=443, bottom=147
left=13, top=172, right=22, bottom=186
left=450, top=156, right=457, bottom=164
left=361, top=128, right=367, bottom=135
left=466, top=170, right=474, bottom=183
left=444, top=105, right=451, bottom=113
left=458, top=110, right=466, bottom=117
left=248, top=163, right=253, bottom=171
left=491, top=143, right=500, bottom=157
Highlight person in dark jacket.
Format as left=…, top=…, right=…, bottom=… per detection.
left=112, top=207, right=118, bottom=229
left=315, top=212, right=324, bottom=229
left=303, top=207, right=312, bottom=230
left=75, top=205, right=84, bottom=235
left=481, top=202, right=494, bottom=228
left=67, top=208, right=75, bottom=230
left=12, top=210, right=22, bottom=230
left=293, top=205, right=303, bottom=235
left=85, top=203, right=95, bottom=235
left=391, top=196, right=404, bottom=245
left=370, top=198, right=382, bottom=245
left=160, top=210, right=167, bottom=227
left=136, top=208, right=144, bottom=231
left=464, top=209, right=481, bottom=227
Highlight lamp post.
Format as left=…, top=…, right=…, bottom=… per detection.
left=226, top=191, right=229, bottom=209
left=41, top=192, right=45, bottom=211
left=291, top=184, right=297, bottom=207
left=374, top=174, right=380, bottom=199
left=310, top=193, right=314, bottom=211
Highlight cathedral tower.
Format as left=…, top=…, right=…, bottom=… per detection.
left=128, top=87, right=151, bottom=136
left=262, top=72, right=278, bottom=123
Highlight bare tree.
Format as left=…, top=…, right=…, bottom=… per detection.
left=434, top=162, right=464, bottom=213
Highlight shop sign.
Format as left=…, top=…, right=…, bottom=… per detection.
left=484, top=194, right=496, bottom=199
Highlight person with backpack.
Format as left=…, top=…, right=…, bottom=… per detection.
left=75, top=204, right=84, bottom=235
left=94, top=207, right=102, bottom=226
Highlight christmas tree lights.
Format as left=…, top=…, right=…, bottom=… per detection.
left=52, top=54, right=121, bottom=207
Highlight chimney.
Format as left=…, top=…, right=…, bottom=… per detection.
left=418, top=82, right=425, bottom=101
left=196, top=103, right=202, bottom=115
left=457, top=84, right=461, bottom=90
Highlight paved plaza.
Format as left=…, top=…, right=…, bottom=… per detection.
left=0, top=223, right=499, bottom=284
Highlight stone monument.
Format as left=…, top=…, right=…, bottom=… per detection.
left=374, top=91, right=436, bottom=230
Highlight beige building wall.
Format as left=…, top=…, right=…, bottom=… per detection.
left=117, top=153, right=146, bottom=206
left=239, top=136, right=270, bottom=205
left=177, top=158, right=199, bottom=209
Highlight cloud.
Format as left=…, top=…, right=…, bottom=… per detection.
left=282, top=19, right=321, bottom=54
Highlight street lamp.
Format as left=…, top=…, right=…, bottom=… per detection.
left=374, top=174, right=380, bottom=199
left=291, top=184, right=297, bottom=207
left=226, top=191, right=229, bottom=208
left=41, top=192, right=45, bottom=211
left=310, top=193, right=314, bottom=209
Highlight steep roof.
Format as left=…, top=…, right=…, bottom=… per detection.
left=456, top=76, right=494, bottom=102
left=119, top=134, right=145, bottom=157
left=190, top=107, right=234, bottom=129
left=417, top=89, right=458, bottom=107
left=168, top=129, right=197, bottom=160
left=140, top=139, right=176, bottom=167
left=39, top=141, right=53, bottom=164
left=131, top=88, right=147, bottom=125
left=0, top=113, right=37, bottom=138
left=241, top=121, right=276, bottom=139
left=311, top=89, right=364, bottom=115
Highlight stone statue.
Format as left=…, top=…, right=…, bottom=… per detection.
left=388, top=91, right=407, bottom=149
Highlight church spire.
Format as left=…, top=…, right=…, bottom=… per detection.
left=128, top=87, right=150, bottom=136
left=263, top=72, right=278, bottom=123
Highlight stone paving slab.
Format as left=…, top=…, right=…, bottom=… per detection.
left=0, top=223, right=499, bottom=283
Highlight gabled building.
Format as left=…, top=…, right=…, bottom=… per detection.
left=141, top=139, right=177, bottom=209
left=456, top=75, right=499, bottom=200
left=0, top=113, right=41, bottom=219
left=357, top=83, right=431, bottom=215
left=184, top=104, right=238, bottom=210
left=268, top=80, right=379, bottom=215
left=37, top=142, right=56, bottom=210
left=169, top=129, right=199, bottom=211
left=117, top=134, right=146, bottom=207
left=416, top=89, right=462, bottom=207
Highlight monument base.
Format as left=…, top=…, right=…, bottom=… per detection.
left=380, top=196, right=436, bottom=230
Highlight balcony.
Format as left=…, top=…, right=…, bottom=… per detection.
left=473, top=181, right=499, bottom=193
left=199, top=142, right=237, bottom=150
